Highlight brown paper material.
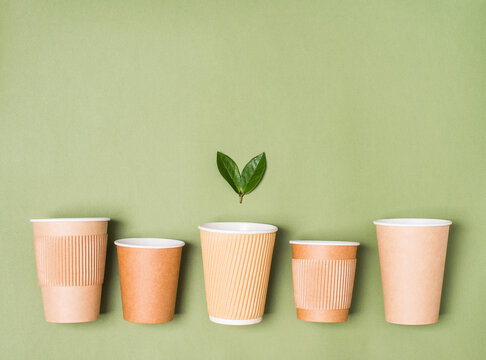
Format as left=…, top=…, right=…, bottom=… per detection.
left=31, top=218, right=109, bottom=323
left=41, top=286, right=102, bottom=323
left=291, top=241, right=359, bottom=323
left=200, top=226, right=276, bottom=324
left=116, top=244, right=182, bottom=324
left=375, top=222, right=450, bottom=325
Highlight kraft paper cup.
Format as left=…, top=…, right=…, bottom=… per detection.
left=290, top=240, right=360, bottom=323
left=115, top=238, right=184, bottom=324
left=31, top=217, right=110, bottom=323
left=199, top=222, right=278, bottom=325
left=374, top=218, right=452, bottom=325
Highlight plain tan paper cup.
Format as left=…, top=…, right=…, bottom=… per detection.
left=374, top=218, right=452, bottom=325
left=115, top=238, right=184, bottom=324
left=290, top=241, right=360, bottom=323
left=199, top=222, right=277, bottom=325
left=31, top=217, right=110, bottom=323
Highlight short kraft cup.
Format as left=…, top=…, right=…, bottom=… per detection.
left=31, top=217, right=110, bottom=323
left=374, top=218, right=452, bottom=325
left=115, top=238, right=184, bottom=324
left=290, top=241, right=360, bottom=323
left=199, top=222, right=277, bottom=325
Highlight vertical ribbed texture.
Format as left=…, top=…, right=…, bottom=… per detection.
left=292, top=259, right=356, bottom=310
left=35, top=235, right=107, bottom=287
left=201, top=231, right=275, bottom=320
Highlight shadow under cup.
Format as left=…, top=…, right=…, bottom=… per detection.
left=115, top=238, right=184, bottom=324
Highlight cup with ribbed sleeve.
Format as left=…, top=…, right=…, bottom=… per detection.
left=115, top=238, right=184, bottom=324
left=199, top=222, right=278, bottom=325
left=30, top=218, right=110, bottom=323
left=374, top=218, right=452, bottom=325
left=290, top=240, right=360, bottom=323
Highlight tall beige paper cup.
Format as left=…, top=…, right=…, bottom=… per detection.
left=115, top=238, right=184, bottom=324
left=31, top=218, right=110, bottom=323
left=199, top=222, right=277, bottom=325
left=290, top=241, right=360, bottom=323
left=374, top=218, right=452, bottom=325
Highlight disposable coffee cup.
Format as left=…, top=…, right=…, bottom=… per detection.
left=290, top=240, right=360, bottom=323
left=374, top=218, right=452, bottom=325
left=31, top=217, right=110, bottom=323
left=115, top=238, right=184, bottom=324
left=199, top=222, right=277, bottom=325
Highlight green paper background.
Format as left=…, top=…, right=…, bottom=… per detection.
left=1, top=1, right=485, bottom=359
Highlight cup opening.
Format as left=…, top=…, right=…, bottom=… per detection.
left=198, top=222, right=278, bottom=234
left=30, top=218, right=110, bottom=222
left=373, top=218, right=452, bottom=227
left=289, top=240, right=360, bottom=246
left=114, top=238, right=185, bottom=249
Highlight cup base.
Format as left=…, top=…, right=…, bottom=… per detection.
left=123, top=315, right=175, bottom=324
left=296, top=308, right=349, bottom=323
left=209, top=316, right=262, bottom=325
left=41, top=285, right=102, bottom=323
left=385, top=316, right=439, bottom=326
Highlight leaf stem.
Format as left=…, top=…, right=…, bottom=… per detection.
left=239, top=193, right=243, bottom=204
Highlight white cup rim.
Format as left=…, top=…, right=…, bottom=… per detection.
left=373, top=218, right=452, bottom=227
left=198, top=222, right=278, bottom=234
left=114, top=238, right=185, bottom=249
left=30, top=217, right=110, bottom=223
left=289, top=240, right=360, bottom=246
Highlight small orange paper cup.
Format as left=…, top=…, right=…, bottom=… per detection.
left=31, top=217, right=110, bottom=323
left=290, top=240, right=360, bottom=323
left=115, top=238, right=184, bottom=324
left=374, top=218, right=451, bottom=325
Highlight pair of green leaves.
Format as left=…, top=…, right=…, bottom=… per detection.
left=217, top=152, right=266, bottom=203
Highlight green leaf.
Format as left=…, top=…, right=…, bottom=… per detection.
left=216, top=152, right=241, bottom=194
left=240, top=152, right=266, bottom=195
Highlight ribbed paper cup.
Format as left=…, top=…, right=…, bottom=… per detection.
left=199, top=222, right=277, bottom=325
left=290, top=241, right=360, bottom=323
left=374, top=218, right=452, bottom=325
left=31, top=218, right=110, bottom=323
left=115, top=238, right=184, bottom=324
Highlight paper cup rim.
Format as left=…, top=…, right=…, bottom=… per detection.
left=30, top=217, right=110, bottom=223
left=289, top=240, right=360, bottom=246
left=373, top=218, right=452, bottom=227
left=198, top=222, right=278, bottom=234
left=114, top=238, right=185, bottom=249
